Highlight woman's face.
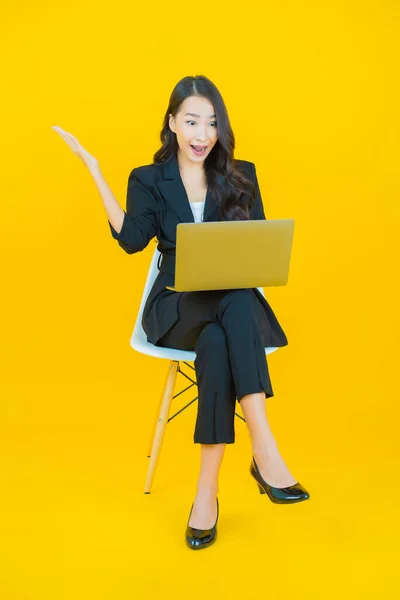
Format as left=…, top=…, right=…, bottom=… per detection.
left=169, top=96, right=218, bottom=165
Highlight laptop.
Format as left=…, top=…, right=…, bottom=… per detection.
left=165, top=219, right=295, bottom=292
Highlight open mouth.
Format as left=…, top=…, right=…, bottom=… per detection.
left=190, top=145, right=208, bottom=155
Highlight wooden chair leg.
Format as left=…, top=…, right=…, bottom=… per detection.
left=146, top=375, right=167, bottom=458
left=144, top=360, right=179, bottom=494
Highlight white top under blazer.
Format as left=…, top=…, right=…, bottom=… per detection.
left=189, top=200, right=205, bottom=222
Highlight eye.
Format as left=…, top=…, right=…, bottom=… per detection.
left=185, top=121, right=217, bottom=127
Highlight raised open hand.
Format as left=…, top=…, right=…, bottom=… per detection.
left=52, top=126, right=99, bottom=171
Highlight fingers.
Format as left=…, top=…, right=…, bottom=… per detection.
left=52, top=126, right=77, bottom=142
left=52, top=126, right=81, bottom=152
left=52, top=125, right=98, bottom=168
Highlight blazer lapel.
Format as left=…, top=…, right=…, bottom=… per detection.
left=157, top=152, right=225, bottom=223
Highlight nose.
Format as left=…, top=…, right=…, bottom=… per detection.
left=195, top=125, right=207, bottom=142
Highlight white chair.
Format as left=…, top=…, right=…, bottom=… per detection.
left=131, top=245, right=279, bottom=493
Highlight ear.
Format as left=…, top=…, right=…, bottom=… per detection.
left=169, top=114, right=175, bottom=133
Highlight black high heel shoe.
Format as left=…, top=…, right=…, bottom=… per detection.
left=250, top=456, right=310, bottom=504
left=185, top=497, right=219, bottom=550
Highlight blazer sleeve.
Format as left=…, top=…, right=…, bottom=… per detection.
left=108, top=169, right=159, bottom=254
left=249, top=162, right=266, bottom=220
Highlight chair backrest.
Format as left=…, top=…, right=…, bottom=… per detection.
left=132, top=244, right=266, bottom=343
left=132, top=243, right=162, bottom=343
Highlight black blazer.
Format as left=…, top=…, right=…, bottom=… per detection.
left=108, top=152, right=288, bottom=348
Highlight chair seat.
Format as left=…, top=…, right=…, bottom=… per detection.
left=131, top=331, right=197, bottom=361
left=131, top=335, right=279, bottom=361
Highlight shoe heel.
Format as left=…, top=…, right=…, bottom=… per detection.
left=257, top=482, right=266, bottom=494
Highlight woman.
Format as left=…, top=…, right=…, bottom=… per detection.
left=53, top=74, right=310, bottom=551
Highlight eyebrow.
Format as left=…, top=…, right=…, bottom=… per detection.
left=184, top=112, right=216, bottom=118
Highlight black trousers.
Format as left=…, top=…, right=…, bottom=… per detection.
left=157, top=288, right=275, bottom=445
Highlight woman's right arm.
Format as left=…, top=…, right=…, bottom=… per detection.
left=53, top=126, right=159, bottom=254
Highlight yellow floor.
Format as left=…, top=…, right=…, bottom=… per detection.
left=1, top=380, right=397, bottom=600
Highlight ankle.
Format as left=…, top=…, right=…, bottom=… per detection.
left=253, top=443, right=280, bottom=460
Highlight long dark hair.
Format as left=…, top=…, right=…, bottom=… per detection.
left=153, top=75, right=257, bottom=221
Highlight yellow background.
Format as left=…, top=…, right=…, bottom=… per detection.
left=1, top=0, right=399, bottom=598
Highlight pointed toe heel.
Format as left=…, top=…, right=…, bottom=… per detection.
left=250, top=456, right=310, bottom=504
left=185, top=497, right=219, bottom=550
